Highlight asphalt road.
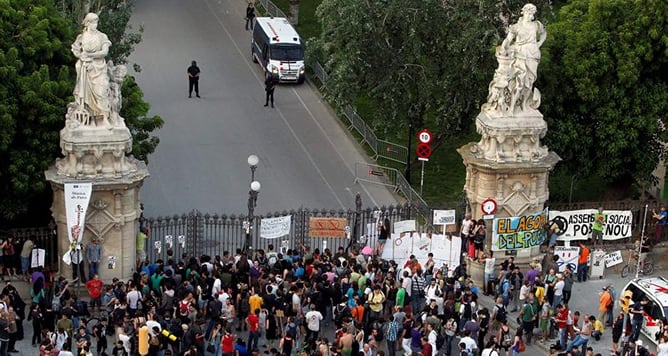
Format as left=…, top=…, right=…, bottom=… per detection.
left=128, top=0, right=397, bottom=218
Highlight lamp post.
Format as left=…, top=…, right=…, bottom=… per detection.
left=243, top=155, right=261, bottom=254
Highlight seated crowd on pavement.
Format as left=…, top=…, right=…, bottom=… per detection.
left=3, top=230, right=666, bottom=356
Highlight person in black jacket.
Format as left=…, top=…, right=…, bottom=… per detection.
left=245, top=2, right=256, bottom=31
left=264, top=74, right=276, bottom=108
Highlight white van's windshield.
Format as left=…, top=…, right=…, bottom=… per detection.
left=271, top=45, right=303, bottom=61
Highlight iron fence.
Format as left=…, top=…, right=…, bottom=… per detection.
left=255, top=0, right=288, bottom=20
left=7, top=225, right=59, bottom=272
left=144, top=205, right=415, bottom=262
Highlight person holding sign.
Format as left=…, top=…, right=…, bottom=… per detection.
left=592, top=208, right=605, bottom=246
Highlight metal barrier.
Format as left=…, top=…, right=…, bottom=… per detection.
left=340, top=105, right=407, bottom=165
left=354, top=162, right=430, bottom=221
left=255, top=0, right=288, bottom=20
left=311, top=61, right=328, bottom=86
left=144, top=205, right=413, bottom=262
left=8, top=225, right=59, bottom=272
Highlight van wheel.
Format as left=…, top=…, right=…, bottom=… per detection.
left=297, top=77, right=304, bottom=84
left=252, top=52, right=258, bottom=63
left=621, top=265, right=630, bottom=278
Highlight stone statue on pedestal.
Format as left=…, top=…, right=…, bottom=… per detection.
left=482, top=3, right=546, bottom=116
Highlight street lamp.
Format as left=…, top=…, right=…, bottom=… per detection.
left=243, top=154, right=261, bottom=254
left=248, top=154, right=259, bottom=181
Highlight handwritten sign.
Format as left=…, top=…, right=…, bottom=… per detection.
left=261, top=215, right=292, bottom=239
left=309, top=217, right=347, bottom=238
left=394, top=220, right=417, bottom=234
left=604, top=250, right=624, bottom=268
left=491, top=211, right=547, bottom=251
left=555, top=246, right=580, bottom=272
left=433, top=210, right=456, bottom=225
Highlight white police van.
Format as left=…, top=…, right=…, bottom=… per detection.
left=622, top=276, right=668, bottom=345
left=251, top=17, right=305, bottom=84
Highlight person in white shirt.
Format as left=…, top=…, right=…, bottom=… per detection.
left=480, top=340, right=500, bottom=356
left=426, top=324, right=438, bottom=356
left=483, top=253, right=496, bottom=295
left=459, top=330, right=478, bottom=354
left=305, top=305, right=323, bottom=341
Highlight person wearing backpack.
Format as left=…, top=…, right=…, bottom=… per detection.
left=519, top=294, right=537, bottom=345
left=481, top=340, right=500, bottom=356
left=491, top=297, right=507, bottom=333
left=511, top=328, right=525, bottom=355
left=384, top=315, right=400, bottom=356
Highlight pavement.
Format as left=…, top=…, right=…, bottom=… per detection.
left=128, top=0, right=398, bottom=218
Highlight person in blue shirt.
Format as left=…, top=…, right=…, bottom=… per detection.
left=652, top=206, right=668, bottom=244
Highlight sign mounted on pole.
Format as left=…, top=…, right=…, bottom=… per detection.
left=416, top=143, right=432, bottom=160
left=417, top=129, right=433, bottom=144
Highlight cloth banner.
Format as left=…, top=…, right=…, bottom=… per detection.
left=309, top=217, right=347, bottom=238
left=433, top=210, right=456, bottom=225
left=604, top=250, right=624, bottom=268
left=260, top=215, right=292, bottom=239
left=381, top=233, right=461, bottom=272
left=555, top=246, right=580, bottom=272
left=549, top=209, right=632, bottom=241
left=31, top=248, right=46, bottom=268
left=393, top=220, right=417, bottom=234
left=63, top=183, right=92, bottom=265
left=491, top=211, right=547, bottom=251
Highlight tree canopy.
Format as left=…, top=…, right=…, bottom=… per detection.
left=0, top=0, right=162, bottom=223
left=540, top=0, right=668, bottom=190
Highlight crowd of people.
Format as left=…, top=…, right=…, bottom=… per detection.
left=0, top=227, right=666, bottom=356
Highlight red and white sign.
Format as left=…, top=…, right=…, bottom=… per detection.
left=481, top=198, right=498, bottom=215
left=416, top=143, right=432, bottom=160
left=417, top=129, right=433, bottom=144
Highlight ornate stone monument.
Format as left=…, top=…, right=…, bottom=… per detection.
left=458, top=4, right=560, bottom=269
left=45, top=13, right=149, bottom=280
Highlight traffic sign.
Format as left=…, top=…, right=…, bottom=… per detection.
left=416, top=143, right=432, bottom=159
left=481, top=198, right=498, bottom=215
left=417, top=129, right=432, bottom=144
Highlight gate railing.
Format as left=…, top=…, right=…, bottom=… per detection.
left=144, top=205, right=414, bottom=262
left=7, top=225, right=59, bottom=272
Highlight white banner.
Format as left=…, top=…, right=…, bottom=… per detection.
left=260, top=215, right=291, bottom=239
left=31, top=248, right=46, bottom=268
left=393, top=220, right=417, bottom=234
left=433, top=210, right=456, bottom=225
left=555, top=246, right=580, bottom=272
left=549, top=209, right=632, bottom=241
left=381, top=233, right=462, bottom=271
left=604, top=250, right=624, bottom=268
left=65, top=183, right=92, bottom=244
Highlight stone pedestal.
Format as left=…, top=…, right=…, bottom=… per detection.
left=46, top=166, right=148, bottom=281
left=46, top=122, right=149, bottom=281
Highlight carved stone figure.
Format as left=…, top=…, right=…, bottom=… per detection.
left=483, top=3, right=546, bottom=115
left=108, top=60, right=128, bottom=126
left=71, top=13, right=112, bottom=127
left=500, top=3, right=546, bottom=113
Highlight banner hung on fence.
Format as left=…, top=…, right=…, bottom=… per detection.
left=491, top=210, right=547, bottom=251
left=309, top=217, right=347, bottom=238
left=260, top=215, right=292, bottom=239
left=394, top=220, right=417, bottom=234
left=381, top=233, right=462, bottom=271
left=433, top=210, right=456, bottom=226
left=549, top=209, right=632, bottom=241
left=555, top=246, right=581, bottom=272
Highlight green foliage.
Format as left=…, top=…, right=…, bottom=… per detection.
left=121, top=76, right=163, bottom=162
left=312, top=0, right=554, bottom=138
left=0, top=0, right=74, bottom=220
left=541, top=0, right=668, bottom=188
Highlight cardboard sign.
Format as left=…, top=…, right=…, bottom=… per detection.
left=555, top=246, right=580, bottom=272
left=394, top=220, right=417, bottom=234
left=309, top=217, right=347, bottom=238
left=604, top=250, right=624, bottom=268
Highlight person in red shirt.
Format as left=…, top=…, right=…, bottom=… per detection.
left=86, top=274, right=104, bottom=313
left=421, top=335, right=432, bottom=356
left=555, top=304, right=569, bottom=351
left=246, top=309, right=260, bottom=352
left=221, top=327, right=236, bottom=356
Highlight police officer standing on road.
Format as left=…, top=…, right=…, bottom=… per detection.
left=245, top=2, right=256, bottom=31
left=264, top=74, right=275, bottom=108
left=187, top=60, right=200, bottom=98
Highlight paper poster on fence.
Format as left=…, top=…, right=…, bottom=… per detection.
left=549, top=209, right=632, bottom=241
left=381, top=233, right=461, bottom=271
left=309, top=217, right=347, bottom=238
left=604, top=250, right=624, bottom=268
left=555, top=246, right=580, bottom=272
left=491, top=211, right=547, bottom=251
left=394, top=220, right=417, bottom=234
left=31, top=249, right=45, bottom=268
left=433, top=210, right=456, bottom=226
left=261, top=215, right=291, bottom=239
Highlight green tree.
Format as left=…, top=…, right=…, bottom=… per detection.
left=540, top=0, right=668, bottom=191
left=0, top=0, right=75, bottom=221
left=312, top=0, right=553, bottom=142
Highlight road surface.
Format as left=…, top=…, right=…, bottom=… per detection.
left=129, top=0, right=397, bottom=218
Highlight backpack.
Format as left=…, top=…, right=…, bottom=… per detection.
left=435, top=328, right=445, bottom=350
left=285, top=323, right=298, bottom=339
left=207, top=300, right=221, bottom=319
left=495, top=305, right=507, bottom=322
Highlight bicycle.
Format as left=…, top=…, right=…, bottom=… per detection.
left=620, top=248, right=654, bottom=278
